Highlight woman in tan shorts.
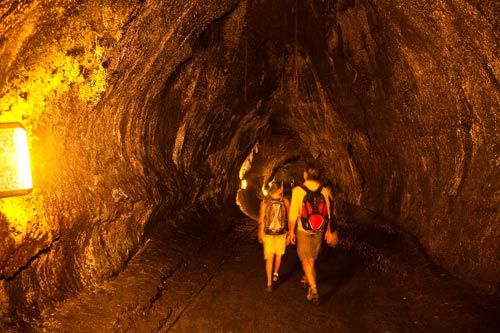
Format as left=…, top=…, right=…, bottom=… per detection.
left=258, top=181, right=290, bottom=292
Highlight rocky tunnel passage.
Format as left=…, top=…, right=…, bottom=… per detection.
left=0, top=0, right=498, bottom=330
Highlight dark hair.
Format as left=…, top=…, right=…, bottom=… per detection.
left=305, top=163, right=320, bottom=180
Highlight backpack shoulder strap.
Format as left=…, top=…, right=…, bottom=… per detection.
left=301, top=184, right=324, bottom=194
left=299, top=184, right=310, bottom=193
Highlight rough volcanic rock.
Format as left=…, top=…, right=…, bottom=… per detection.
left=0, top=0, right=245, bottom=322
left=0, top=0, right=498, bottom=326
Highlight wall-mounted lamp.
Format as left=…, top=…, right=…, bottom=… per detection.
left=0, top=123, right=33, bottom=198
left=240, top=179, right=247, bottom=190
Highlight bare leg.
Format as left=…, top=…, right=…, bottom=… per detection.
left=301, top=258, right=317, bottom=292
left=266, top=255, right=274, bottom=286
left=311, top=259, right=317, bottom=290
left=274, top=255, right=282, bottom=276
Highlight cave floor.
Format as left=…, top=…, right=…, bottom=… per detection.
left=168, top=233, right=500, bottom=333
left=35, top=214, right=499, bottom=333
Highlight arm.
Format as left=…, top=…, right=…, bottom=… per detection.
left=324, top=188, right=339, bottom=246
left=329, top=193, right=337, bottom=232
left=325, top=188, right=331, bottom=220
left=284, top=198, right=291, bottom=215
left=284, top=198, right=291, bottom=233
left=288, top=188, right=301, bottom=245
left=258, top=200, right=266, bottom=243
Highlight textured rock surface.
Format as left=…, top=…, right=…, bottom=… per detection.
left=0, top=0, right=498, bottom=326
left=0, top=0, right=244, bottom=323
left=237, top=0, right=499, bottom=292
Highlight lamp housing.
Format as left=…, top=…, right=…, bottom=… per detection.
left=0, top=122, right=33, bottom=198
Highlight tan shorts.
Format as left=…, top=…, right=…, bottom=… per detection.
left=263, top=234, right=287, bottom=259
left=297, top=231, right=323, bottom=261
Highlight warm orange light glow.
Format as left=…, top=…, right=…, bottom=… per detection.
left=261, top=180, right=275, bottom=197
left=239, top=159, right=251, bottom=180
left=262, top=185, right=268, bottom=196
left=239, top=142, right=260, bottom=180
left=0, top=123, right=33, bottom=197
left=241, top=179, right=247, bottom=189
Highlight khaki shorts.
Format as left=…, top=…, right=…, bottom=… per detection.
left=263, top=234, right=287, bottom=259
left=297, top=231, right=323, bottom=261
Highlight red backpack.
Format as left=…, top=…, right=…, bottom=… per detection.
left=300, top=184, right=329, bottom=231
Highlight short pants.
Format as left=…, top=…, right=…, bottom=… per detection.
left=263, top=234, right=287, bottom=259
left=297, top=230, right=323, bottom=261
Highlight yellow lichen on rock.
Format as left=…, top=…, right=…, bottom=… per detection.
left=0, top=50, right=81, bottom=240
left=78, top=44, right=107, bottom=106
left=0, top=1, right=132, bottom=127
left=0, top=2, right=134, bottom=234
left=0, top=191, right=47, bottom=243
left=0, top=49, right=82, bottom=135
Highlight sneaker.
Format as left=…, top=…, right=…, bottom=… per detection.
left=306, top=287, right=319, bottom=305
left=272, top=272, right=279, bottom=283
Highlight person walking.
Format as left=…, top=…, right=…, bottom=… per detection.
left=288, top=163, right=338, bottom=304
left=258, top=181, right=290, bottom=292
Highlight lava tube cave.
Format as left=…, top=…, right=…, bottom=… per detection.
left=0, top=0, right=498, bottom=331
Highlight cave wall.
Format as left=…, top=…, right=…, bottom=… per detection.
left=163, top=0, right=500, bottom=293
left=0, top=0, right=260, bottom=322
left=203, top=0, right=498, bottom=292
left=341, top=0, right=499, bottom=293
left=267, top=0, right=499, bottom=291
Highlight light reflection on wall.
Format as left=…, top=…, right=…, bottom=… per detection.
left=238, top=142, right=260, bottom=181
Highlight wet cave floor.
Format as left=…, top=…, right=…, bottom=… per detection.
left=25, top=209, right=500, bottom=333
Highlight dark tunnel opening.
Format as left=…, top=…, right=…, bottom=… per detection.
left=0, top=0, right=498, bottom=331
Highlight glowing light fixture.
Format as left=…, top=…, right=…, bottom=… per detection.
left=241, top=179, right=247, bottom=189
left=0, top=123, right=33, bottom=198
